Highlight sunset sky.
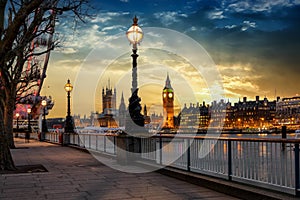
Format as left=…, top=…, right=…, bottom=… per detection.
left=41, top=0, right=300, bottom=118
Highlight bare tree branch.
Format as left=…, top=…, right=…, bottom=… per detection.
left=0, top=0, right=91, bottom=161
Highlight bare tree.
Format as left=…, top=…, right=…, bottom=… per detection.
left=0, top=0, right=90, bottom=170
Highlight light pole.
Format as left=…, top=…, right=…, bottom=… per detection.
left=125, top=16, right=145, bottom=131
left=15, top=113, right=19, bottom=138
left=26, top=108, right=31, bottom=143
left=41, top=99, right=48, bottom=141
left=27, top=108, right=31, bottom=132
left=126, top=16, right=143, bottom=94
left=64, top=79, right=74, bottom=145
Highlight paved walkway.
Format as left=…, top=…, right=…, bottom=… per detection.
left=0, top=138, right=239, bottom=200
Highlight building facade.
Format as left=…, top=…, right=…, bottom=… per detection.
left=233, top=96, right=276, bottom=129
left=179, top=102, right=210, bottom=130
left=276, top=96, right=300, bottom=125
left=178, top=96, right=278, bottom=131
left=97, top=84, right=118, bottom=128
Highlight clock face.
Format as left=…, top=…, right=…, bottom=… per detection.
left=163, top=93, right=166, bottom=98
left=168, top=93, right=173, bottom=98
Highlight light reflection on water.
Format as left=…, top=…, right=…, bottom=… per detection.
left=199, top=133, right=297, bottom=139
left=161, top=133, right=296, bottom=158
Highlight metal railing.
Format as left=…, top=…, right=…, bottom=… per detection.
left=43, top=132, right=300, bottom=196
left=44, top=132, right=117, bottom=155
left=141, top=135, right=300, bottom=196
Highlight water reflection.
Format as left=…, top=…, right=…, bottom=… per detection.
left=223, top=143, right=227, bottom=157
left=203, top=133, right=296, bottom=139
left=259, top=142, right=267, bottom=157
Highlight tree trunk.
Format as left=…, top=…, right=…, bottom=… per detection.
left=0, top=105, right=16, bottom=171
left=0, top=134, right=16, bottom=170
left=4, top=91, right=16, bottom=149
left=5, top=109, right=15, bottom=149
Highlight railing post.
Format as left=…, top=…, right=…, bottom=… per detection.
left=82, top=134, right=85, bottom=147
left=96, top=135, right=98, bottom=151
left=104, top=136, right=106, bottom=152
left=228, top=140, right=232, bottom=181
left=114, top=136, right=116, bottom=154
left=159, top=136, right=162, bottom=165
left=77, top=134, right=80, bottom=147
left=282, top=126, right=287, bottom=150
left=295, top=143, right=299, bottom=196
left=187, top=139, right=191, bottom=172
left=89, top=134, right=91, bottom=149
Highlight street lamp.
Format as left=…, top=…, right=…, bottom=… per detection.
left=41, top=99, right=48, bottom=141
left=15, top=113, right=19, bottom=138
left=64, top=79, right=74, bottom=134
left=126, top=15, right=143, bottom=94
left=125, top=16, right=145, bottom=131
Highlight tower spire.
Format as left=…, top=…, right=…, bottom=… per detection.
left=144, top=104, right=147, bottom=116
left=121, top=92, right=124, bottom=103
left=165, top=73, right=172, bottom=89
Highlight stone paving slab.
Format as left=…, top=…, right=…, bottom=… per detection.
left=0, top=138, right=240, bottom=200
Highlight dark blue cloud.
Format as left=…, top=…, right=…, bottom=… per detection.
left=86, top=0, right=300, bottom=96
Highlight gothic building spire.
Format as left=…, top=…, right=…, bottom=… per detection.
left=119, top=91, right=126, bottom=112
left=121, top=92, right=124, bottom=103
left=118, top=91, right=126, bottom=127
left=165, top=73, right=173, bottom=89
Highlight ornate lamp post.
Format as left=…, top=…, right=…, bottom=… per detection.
left=41, top=99, right=48, bottom=141
left=125, top=16, right=145, bottom=130
left=15, top=113, right=19, bottom=138
left=26, top=108, right=31, bottom=142
left=27, top=108, right=31, bottom=132
left=126, top=16, right=143, bottom=94
left=64, top=79, right=74, bottom=134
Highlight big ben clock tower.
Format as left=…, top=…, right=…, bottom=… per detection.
left=162, top=74, right=174, bottom=129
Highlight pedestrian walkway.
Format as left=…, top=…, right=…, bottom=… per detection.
left=0, top=138, right=239, bottom=200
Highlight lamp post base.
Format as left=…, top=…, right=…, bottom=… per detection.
left=125, top=88, right=146, bottom=136
left=41, top=119, right=48, bottom=141
left=64, top=116, right=74, bottom=146
left=65, top=116, right=75, bottom=133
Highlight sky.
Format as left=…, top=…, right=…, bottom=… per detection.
left=41, top=0, right=300, bottom=118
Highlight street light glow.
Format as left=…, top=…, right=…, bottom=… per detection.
left=64, top=79, right=73, bottom=92
left=42, top=100, right=47, bottom=107
left=126, top=16, right=143, bottom=49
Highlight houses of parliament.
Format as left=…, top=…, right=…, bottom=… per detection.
left=96, top=74, right=300, bottom=132
left=97, top=75, right=175, bottom=130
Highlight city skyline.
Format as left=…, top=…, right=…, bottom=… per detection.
left=40, top=0, right=300, bottom=118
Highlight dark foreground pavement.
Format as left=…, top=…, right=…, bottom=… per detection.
left=0, top=138, right=239, bottom=200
